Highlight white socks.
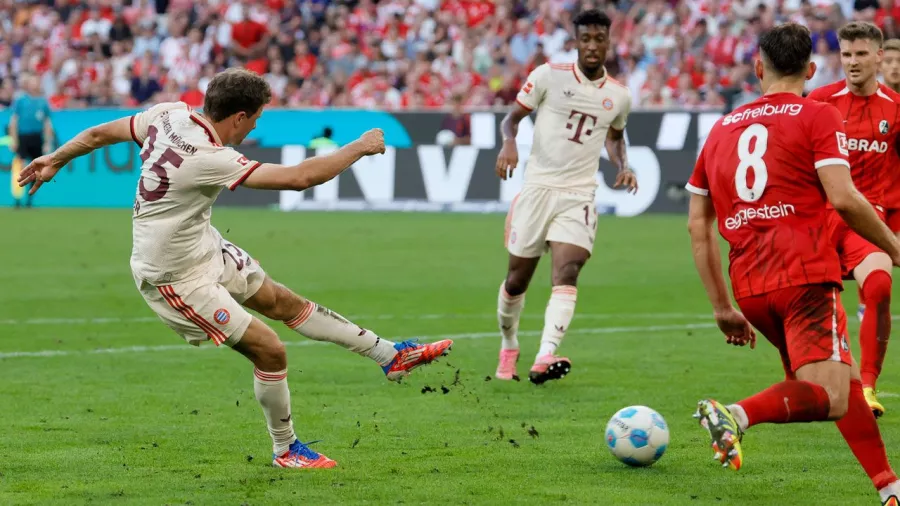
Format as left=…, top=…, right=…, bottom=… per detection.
left=498, top=282, right=525, bottom=350
left=537, top=285, right=577, bottom=358
left=728, top=403, right=750, bottom=432
left=880, top=480, right=900, bottom=502
left=285, top=302, right=397, bottom=366
left=254, top=368, right=296, bottom=456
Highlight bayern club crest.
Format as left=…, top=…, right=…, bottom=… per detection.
left=880, top=120, right=890, bottom=135
left=214, top=309, right=231, bottom=325
left=602, top=98, right=614, bottom=110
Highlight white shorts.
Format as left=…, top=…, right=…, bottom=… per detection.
left=505, top=186, right=597, bottom=258
left=134, top=239, right=266, bottom=347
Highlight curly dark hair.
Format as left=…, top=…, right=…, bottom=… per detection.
left=573, top=9, right=611, bottom=31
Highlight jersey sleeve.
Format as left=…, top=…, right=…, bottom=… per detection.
left=610, top=92, right=632, bottom=131
left=810, top=104, right=850, bottom=170
left=686, top=144, right=710, bottom=196
left=129, top=102, right=187, bottom=146
left=515, top=64, right=550, bottom=111
left=198, top=146, right=263, bottom=191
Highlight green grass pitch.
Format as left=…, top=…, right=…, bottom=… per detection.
left=0, top=209, right=897, bottom=505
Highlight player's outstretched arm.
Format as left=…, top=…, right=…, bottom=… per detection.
left=819, top=164, right=900, bottom=264
left=495, top=103, right=531, bottom=180
left=687, top=194, right=755, bottom=348
left=241, top=128, right=385, bottom=191
left=606, top=127, right=637, bottom=193
left=17, top=117, right=133, bottom=195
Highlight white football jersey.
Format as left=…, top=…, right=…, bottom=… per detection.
left=516, top=63, right=632, bottom=194
left=129, top=102, right=261, bottom=285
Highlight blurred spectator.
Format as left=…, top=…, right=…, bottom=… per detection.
left=439, top=95, right=471, bottom=145
left=0, top=0, right=872, bottom=111
left=309, top=127, right=338, bottom=148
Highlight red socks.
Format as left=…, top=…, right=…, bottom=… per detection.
left=737, top=380, right=831, bottom=427
left=836, top=380, right=898, bottom=490
left=860, top=270, right=892, bottom=388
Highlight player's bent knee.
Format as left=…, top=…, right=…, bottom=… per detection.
left=504, top=275, right=529, bottom=296
left=233, top=318, right=288, bottom=371
left=505, top=257, right=539, bottom=295
left=795, top=360, right=851, bottom=420
left=828, top=393, right=849, bottom=420
left=862, top=269, right=893, bottom=301
left=553, top=260, right=585, bottom=286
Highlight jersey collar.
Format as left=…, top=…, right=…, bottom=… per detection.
left=189, top=111, right=223, bottom=146
left=572, top=64, right=608, bottom=89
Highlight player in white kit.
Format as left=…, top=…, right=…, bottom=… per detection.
left=493, top=9, right=637, bottom=384
left=17, top=68, right=453, bottom=469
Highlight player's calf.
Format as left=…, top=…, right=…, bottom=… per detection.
left=857, top=264, right=892, bottom=396
left=727, top=361, right=849, bottom=432
left=246, top=277, right=451, bottom=381
left=837, top=377, right=899, bottom=503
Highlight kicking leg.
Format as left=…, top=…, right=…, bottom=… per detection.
left=854, top=252, right=893, bottom=417
left=698, top=360, right=849, bottom=471
left=696, top=285, right=852, bottom=471
left=232, top=317, right=336, bottom=469
left=495, top=254, right=540, bottom=380
left=244, top=277, right=452, bottom=382
left=528, top=241, right=588, bottom=385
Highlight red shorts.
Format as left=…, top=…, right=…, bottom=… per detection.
left=826, top=208, right=886, bottom=279
left=886, top=208, right=900, bottom=233
left=736, top=284, right=852, bottom=377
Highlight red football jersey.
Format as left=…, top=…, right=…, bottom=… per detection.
left=687, top=92, right=847, bottom=300
left=807, top=80, right=900, bottom=208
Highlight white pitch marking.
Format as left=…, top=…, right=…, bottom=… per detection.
left=0, top=322, right=717, bottom=359
left=0, top=313, right=714, bottom=326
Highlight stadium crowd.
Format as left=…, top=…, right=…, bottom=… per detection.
left=0, top=0, right=893, bottom=111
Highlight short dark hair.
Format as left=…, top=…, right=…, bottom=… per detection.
left=573, top=9, right=611, bottom=31
left=203, top=68, right=272, bottom=122
left=839, top=21, right=884, bottom=46
left=758, top=23, right=812, bottom=77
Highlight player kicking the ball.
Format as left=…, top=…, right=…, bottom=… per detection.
left=687, top=23, right=900, bottom=505
left=807, top=22, right=900, bottom=418
left=492, top=9, right=636, bottom=384
left=16, top=68, right=452, bottom=469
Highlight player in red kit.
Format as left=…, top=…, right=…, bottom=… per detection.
left=686, top=23, right=900, bottom=504
left=807, top=22, right=900, bottom=418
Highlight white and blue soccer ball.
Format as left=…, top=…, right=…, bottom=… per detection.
left=605, top=405, right=670, bottom=467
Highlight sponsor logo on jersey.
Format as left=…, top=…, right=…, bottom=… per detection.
left=522, top=82, right=534, bottom=95
left=214, top=309, right=231, bottom=325
left=846, top=138, right=889, bottom=153
left=724, top=202, right=797, bottom=230
left=721, top=103, right=803, bottom=126
left=836, top=132, right=849, bottom=156
left=563, top=89, right=574, bottom=98
left=841, top=335, right=850, bottom=352
left=880, top=120, right=890, bottom=135
left=602, top=98, right=614, bottom=110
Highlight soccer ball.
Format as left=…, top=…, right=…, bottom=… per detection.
left=605, top=405, right=670, bottom=467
